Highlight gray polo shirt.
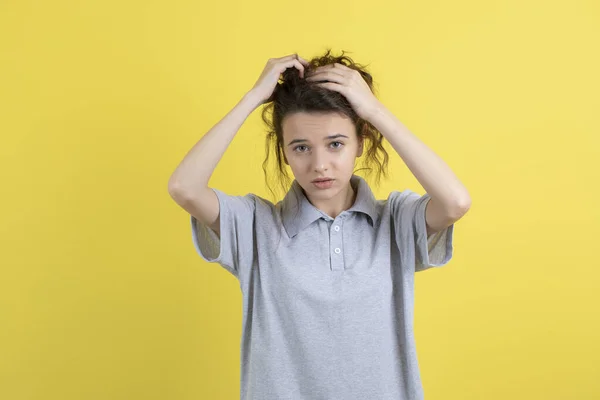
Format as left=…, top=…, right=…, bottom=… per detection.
left=190, top=174, right=454, bottom=400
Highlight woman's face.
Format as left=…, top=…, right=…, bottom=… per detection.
left=281, top=111, right=363, bottom=205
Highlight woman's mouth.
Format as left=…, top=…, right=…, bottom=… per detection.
left=312, top=179, right=334, bottom=189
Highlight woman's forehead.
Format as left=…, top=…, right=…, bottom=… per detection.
left=282, top=112, right=355, bottom=138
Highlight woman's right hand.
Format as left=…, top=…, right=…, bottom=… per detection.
left=248, top=54, right=310, bottom=105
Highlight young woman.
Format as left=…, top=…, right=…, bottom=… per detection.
left=168, top=50, right=471, bottom=400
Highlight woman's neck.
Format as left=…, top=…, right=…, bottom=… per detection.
left=307, top=180, right=356, bottom=219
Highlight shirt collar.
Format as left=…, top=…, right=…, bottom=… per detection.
left=281, top=174, right=379, bottom=238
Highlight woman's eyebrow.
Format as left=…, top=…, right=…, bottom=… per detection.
left=287, top=134, right=349, bottom=146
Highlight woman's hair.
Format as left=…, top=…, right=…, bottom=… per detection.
left=260, top=48, right=390, bottom=202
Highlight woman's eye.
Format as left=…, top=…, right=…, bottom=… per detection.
left=294, top=142, right=343, bottom=152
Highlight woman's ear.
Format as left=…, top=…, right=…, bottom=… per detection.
left=357, top=135, right=364, bottom=157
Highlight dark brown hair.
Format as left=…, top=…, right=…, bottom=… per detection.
left=260, top=48, right=390, bottom=202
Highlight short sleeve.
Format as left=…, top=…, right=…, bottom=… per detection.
left=190, top=188, right=256, bottom=279
left=391, top=190, right=454, bottom=272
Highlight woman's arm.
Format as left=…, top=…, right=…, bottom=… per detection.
left=167, top=54, right=308, bottom=238
left=167, top=91, right=261, bottom=238
left=167, top=91, right=261, bottom=197
left=366, top=104, right=472, bottom=236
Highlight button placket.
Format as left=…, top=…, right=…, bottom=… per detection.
left=330, top=215, right=344, bottom=271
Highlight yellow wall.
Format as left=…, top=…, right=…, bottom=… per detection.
left=1, top=0, right=599, bottom=399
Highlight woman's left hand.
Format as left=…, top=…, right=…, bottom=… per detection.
left=305, top=63, right=382, bottom=120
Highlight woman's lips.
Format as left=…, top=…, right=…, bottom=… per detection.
left=312, top=179, right=334, bottom=189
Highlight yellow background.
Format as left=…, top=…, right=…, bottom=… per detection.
left=2, top=0, right=599, bottom=399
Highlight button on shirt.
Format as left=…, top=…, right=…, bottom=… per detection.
left=190, top=174, right=454, bottom=400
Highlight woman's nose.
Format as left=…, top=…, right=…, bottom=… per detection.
left=312, top=151, right=328, bottom=172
